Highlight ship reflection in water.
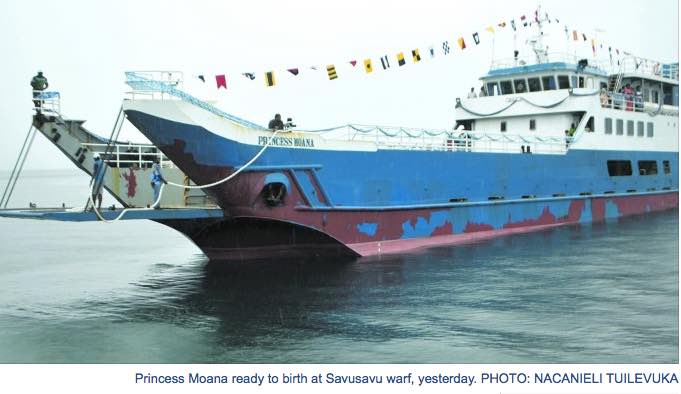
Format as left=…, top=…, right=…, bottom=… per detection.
left=0, top=205, right=677, bottom=363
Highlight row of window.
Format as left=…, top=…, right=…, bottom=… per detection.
left=607, top=160, right=671, bottom=176
left=487, top=74, right=592, bottom=96
left=604, top=118, right=654, bottom=137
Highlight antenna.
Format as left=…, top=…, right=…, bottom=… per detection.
left=525, top=5, right=549, bottom=64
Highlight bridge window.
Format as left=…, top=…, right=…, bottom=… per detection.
left=529, top=119, right=536, bottom=130
left=542, top=75, right=556, bottom=90
left=637, top=121, right=644, bottom=137
left=500, top=80, right=514, bottom=95
left=514, top=79, right=527, bottom=93
left=486, top=82, right=499, bottom=96
left=638, top=160, right=658, bottom=175
left=647, top=122, right=654, bottom=137
left=627, top=120, right=634, bottom=136
left=616, top=119, right=624, bottom=135
left=604, top=118, right=613, bottom=134
left=578, top=76, right=585, bottom=88
left=663, top=160, right=671, bottom=174
left=500, top=121, right=507, bottom=132
left=528, top=77, right=541, bottom=92
left=607, top=160, right=632, bottom=176
left=557, top=75, right=570, bottom=89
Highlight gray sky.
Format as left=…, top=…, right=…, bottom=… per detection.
left=0, top=0, right=677, bottom=170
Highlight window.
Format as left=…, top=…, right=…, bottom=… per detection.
left=607, top=160, right=632, bottom=176
left=500, top=121, right=507, bottom=132
left=557, top=75, right=570, bottom=89
left=586, top=77, right=594, bottom=88
left=514, top=79, right=527, bottom=93
left=638, top=160, right=658, bottom=175
left=637, top=121, right=644, bottom=137
left=500, top=80, right=514, bottom=95
left=486, top=82, right=498, bottom=96
left=578, top=76, right=585, bottom=88
left=604, top=118, right=613, bottom=134
left=616, top=119, right=624, bottom=135
left=529, top=119, right=536, bottom=130
left=627, top=120, right=634, bottom=136
left=541, top=75, right=556, bottom=90
left=647, top=122, right=654, bottom=137
left=571, top=76, right=577, bottom=88
left=586, top=116, right=595, bottom=132
left=528, top=77, right=541, bottom=92
left=663, top=160, right=671, bottom=174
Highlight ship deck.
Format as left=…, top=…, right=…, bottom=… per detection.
left=0, top=207, right=224, bottom=222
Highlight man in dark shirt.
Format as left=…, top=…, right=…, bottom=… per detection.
left=268, top=114, right=284, bottom=130
left=30, top=71, right=48, bottom=113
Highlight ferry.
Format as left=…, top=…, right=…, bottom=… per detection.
left=119, top=36, right=679, bottom=261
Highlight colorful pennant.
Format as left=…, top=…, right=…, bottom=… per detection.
left=380, top=55, right=390, bottom=69
left=364, top=59, right=373, bottom=74
left=215, top=75, right=227, bottom=89
left=397, top=52, right=406, bottom=66
left=473, top=32, right=480, bottom=45
left=265, top=71, right=276, bottom=87
left=412, top=49, right=421, bottom=63
left=458, top=37, right=466, bottom=50
left=287, top=68, right=299, bottom=76
left=327, top=65, right=337, bottom=80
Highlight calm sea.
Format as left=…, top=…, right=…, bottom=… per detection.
left=0, top=170, right=677, bottom=363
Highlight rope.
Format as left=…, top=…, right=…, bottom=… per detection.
left=456, top=99, right=518, bottom=117
left=457, top=89, right=599, bottom=118
left=89, top=128, right=283, bottom=223
left=1, top=125, right=35, bottom=208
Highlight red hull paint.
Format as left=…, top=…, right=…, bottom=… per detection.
left=153, top=140, right=678, bottom=260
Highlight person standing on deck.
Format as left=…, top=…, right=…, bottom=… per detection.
left=30, top=71, right=48, bottom=113
left=623, top=83, right=634, bottom=111
left=150, top=157, right=167, bottom=209
left=268, top=114, right=284, bottom=130
left=90, top=153, right=105, bottom=211
left=467, top=87, right=477, bottom=98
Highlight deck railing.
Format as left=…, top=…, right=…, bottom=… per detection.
left=32, top=91, right=61, bottom=115
left=322, top=124, right=568, bottom=154
left=81, top=142, right=174, bottom=169
left=490, top=52, right=678, bottom=82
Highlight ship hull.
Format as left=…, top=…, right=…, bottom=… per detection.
left=125, top=105, right=679, bottom=261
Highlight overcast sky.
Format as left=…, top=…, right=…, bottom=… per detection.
left=0, top=0, right=677, bottom=170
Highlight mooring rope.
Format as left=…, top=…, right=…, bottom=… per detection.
left=89, top=128, right=283, bottom=223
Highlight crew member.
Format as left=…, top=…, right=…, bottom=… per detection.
left=150, top=157, right=167, bottom=209
left=30, top=71, right=49, bottom=113
left=467, top=87, right=477, bottom=99
left=91, top=153, right=105, bottom=211
left=268, top=114, right=284, bottom=130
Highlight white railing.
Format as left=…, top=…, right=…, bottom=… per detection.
left=490, top=52, right=611, bottom=72
left=33, top=91, right=61, bottom=114
left=319, top=125, right=568, bottom=154
left=81, top=142, right=174, bottom=169
left=124, top=70, right=183, bottom=101
left=489, top=52, right=678, bottom=82
left=600, top=92, right=678, bottom=115
left=617, top=57, right=678, bottom=80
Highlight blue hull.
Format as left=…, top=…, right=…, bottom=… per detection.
left=125, top=110, right=679, bottom=258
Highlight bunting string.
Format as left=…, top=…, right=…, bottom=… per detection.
left=191, top=7, right=656, bottom=92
